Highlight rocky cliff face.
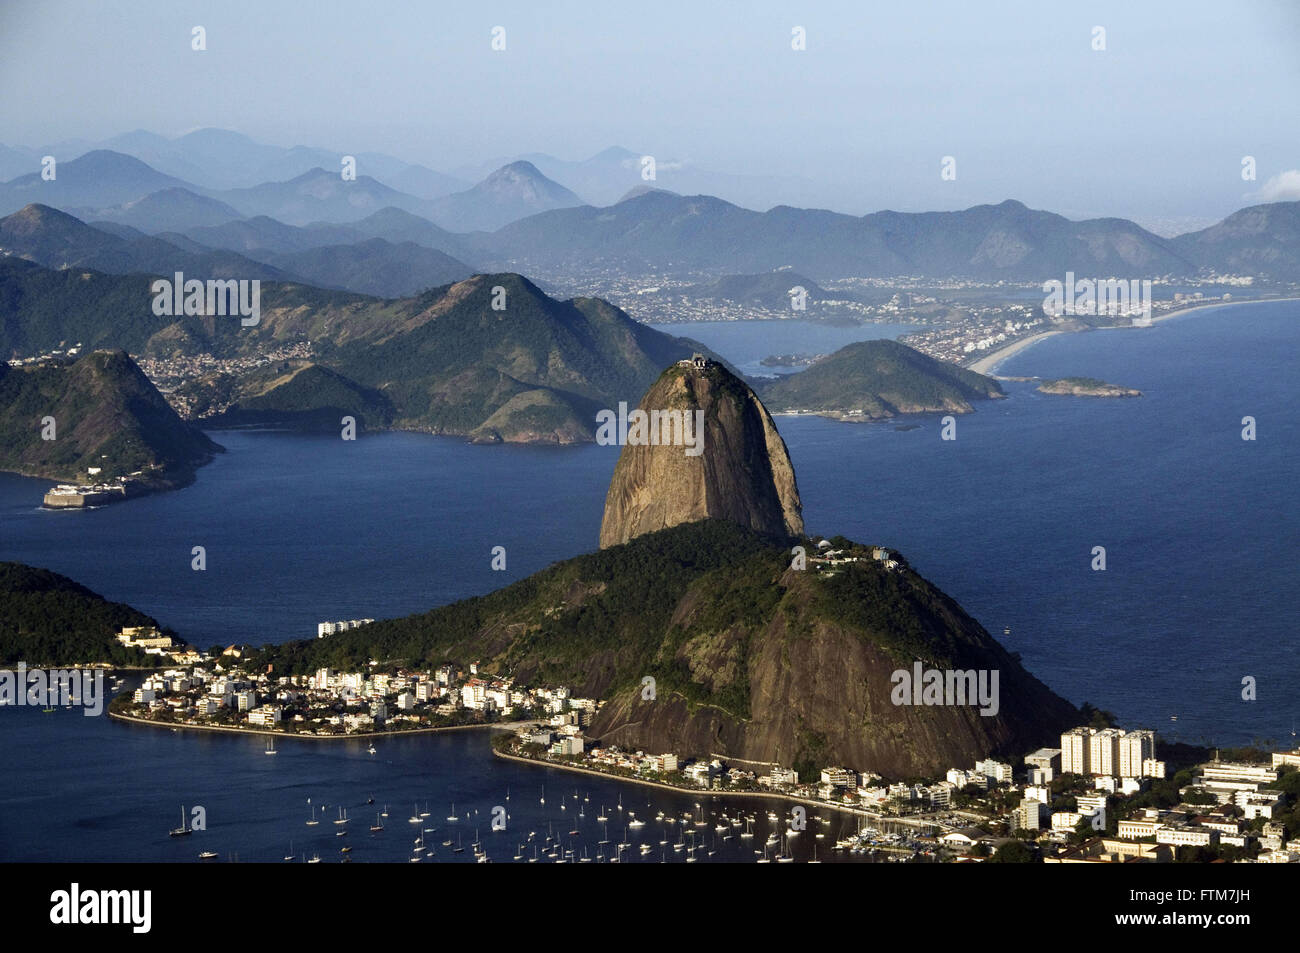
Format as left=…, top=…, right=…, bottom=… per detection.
left=585, top=555, right=1079, bottom=778
left=598, top=358, right=803, bottom=548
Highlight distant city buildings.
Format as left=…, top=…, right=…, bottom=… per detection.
left=316, top=618, right=375, bottom=638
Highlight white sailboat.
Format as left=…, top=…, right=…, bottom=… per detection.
left=168, top=805, right=191, bottom=837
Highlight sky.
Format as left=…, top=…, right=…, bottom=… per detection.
left=1, top=0, right=1298, bottom=226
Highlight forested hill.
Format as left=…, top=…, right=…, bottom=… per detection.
left=245, top=519, right=1079, bottom=778
left=0, top=562, right=167, bottom=667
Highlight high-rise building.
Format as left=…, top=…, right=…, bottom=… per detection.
left=1061, top=727, right=1093, bottom=775
left=1017, top=799, right=1048, bottom=831
left=1119, top=729, right=1156, bottom=778
left=1089, top=728, right=1123, bottom=777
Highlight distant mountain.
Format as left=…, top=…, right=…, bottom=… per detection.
left=182, top=215, right=363, bottom=255
left=0, top=150, right=193, bottom=216
left=181, top=206, right=471, bottom=261
left=211, top=168, right=438, bottom=225
left=486, top=193, right=1202, bottom=280
left=679, top=271, right=832, bottom=310
left=0, top=562, right=168, bottom=668
left=615, top=185, right=679, bottom=203
left=89, top=128, right=469, bottom=195
left=428, top=161, right=585, bottom=232
left=0, top=349, right=219, bottom=483
left=73, top=188, right=243, bottom=233
left=457, top=146, right=811, bottom=210
left=758, top=339, right=1004, bottom=419
left=254, top=238, right=474, bottom=298
left=347, top=207, right=470, bottom=255
left=383, top=163, right=470, bottom=201
left=1170, top=201, right=1300, bottom=280
left=0, top=205, right=291, bottom=283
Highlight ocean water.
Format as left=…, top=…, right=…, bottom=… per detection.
left=0, top=703, right=865, bottom=863
left=0, top=301, right=1296, bottom=860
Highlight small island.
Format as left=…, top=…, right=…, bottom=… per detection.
left=1036, top=377, right=1142, bottom=398
left=760, top=352, right=825, bottom=368
left=758, top=339, right=1005, bottom=421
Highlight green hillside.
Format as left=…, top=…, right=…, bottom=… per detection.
left=0, top=562, right=165, bottom=667
left=759, top=338, right=1004, bottom=419
left=243, top=519, right=1079, bottom=778
left=0, top=350, right=220, bottom=482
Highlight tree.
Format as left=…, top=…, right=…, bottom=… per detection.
left=988, top=840, right=1035, bottom=863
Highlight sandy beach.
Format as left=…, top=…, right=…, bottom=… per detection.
left=966, top=295, right=1300, bottom=377
left=966, top=330, right=1063, bottom=375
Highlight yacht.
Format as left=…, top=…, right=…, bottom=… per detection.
left=168, top=806, right=191, bottom=838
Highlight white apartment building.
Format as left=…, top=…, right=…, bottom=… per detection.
left=975, top=759, right=1014, bottom=785
left=1155, top=827, right=1218, bottom=848
left=1118, top=730, right=1155, bottom=778
left=1238, top=791, right=1282, bottom=820
left=1117, top=819, right=1161, bottom=840
left=1271, top=749, right=1300, bottom=770
left=767, top=766, right=799, bottom=787
left=1051, top=812, right=1080, bottom=831
left=1142, top=758, right=1167, bottom=779
left=1089, top=728, right=1123, bottom=778
left=1197, top=761, right=1279, bottom=799
left=927, top=783, right=954, bottom=808
left=821, top=767, right=857, bottom=789
left=1061, top=727, right=1092, bottom=775
left=247, top=705, right=282, bottom=726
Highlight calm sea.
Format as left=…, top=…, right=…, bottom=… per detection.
left=1, top=301, right=1296, bottom=860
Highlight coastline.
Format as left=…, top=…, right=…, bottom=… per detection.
left=491, top=746, right=929, bottom=827
left=966, top=330, right=1063, bottom=375
left=966, top=295, right=1300, bottom=377
left=108, top=708, right=525, bottom=741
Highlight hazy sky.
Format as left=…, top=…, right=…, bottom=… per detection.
left=2, top=0, right=1298, bottom=224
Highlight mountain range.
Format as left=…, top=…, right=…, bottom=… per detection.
left=0, top=128, right=469, bottom=195
left=4, top=142, right=1299, bottom=282
left=0, top=149, right=585, bottom=234
left=488, top=192, right=1206, bottom=280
